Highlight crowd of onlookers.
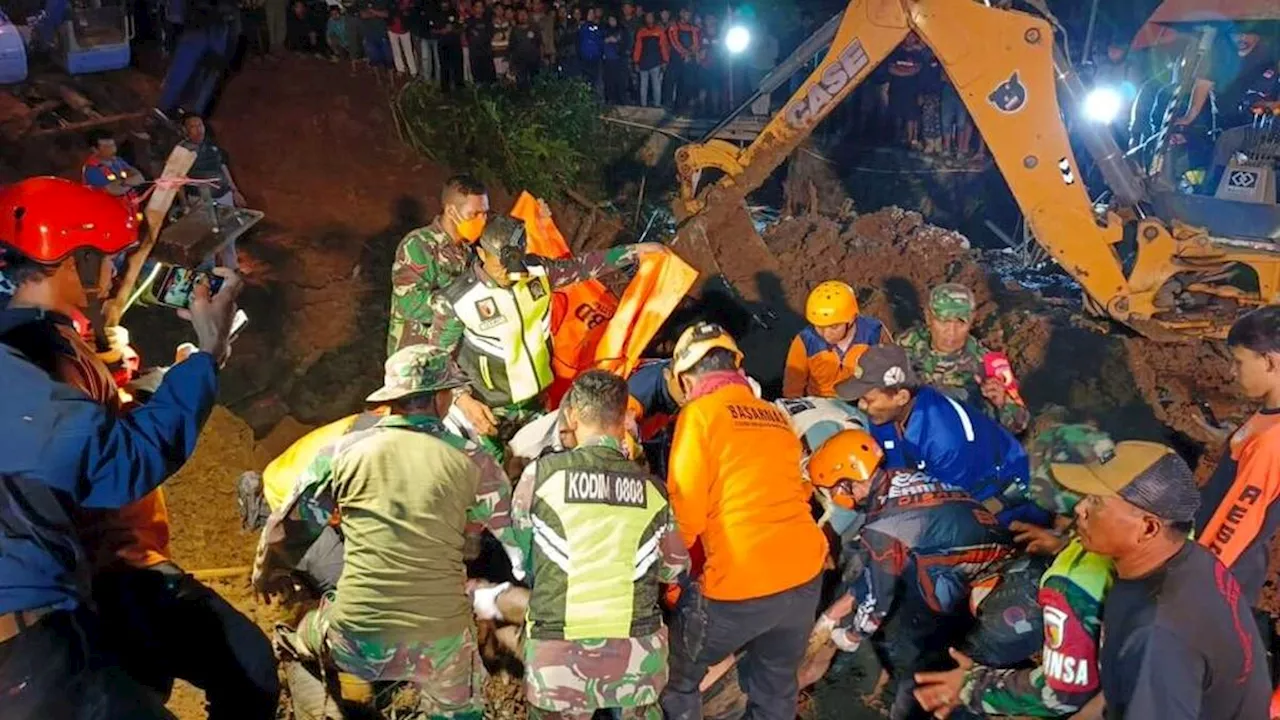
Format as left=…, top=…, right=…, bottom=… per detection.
left=236, top=0, right=794, bottom=115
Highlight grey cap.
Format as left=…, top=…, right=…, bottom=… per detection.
left=835, top=345, right=918, bottom=401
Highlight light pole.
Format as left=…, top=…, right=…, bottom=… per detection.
left=724, top=24, right=750, bottom=106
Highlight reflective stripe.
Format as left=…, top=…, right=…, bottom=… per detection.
left=632, top=532, right=660, bottom=580
left=479, top=355, right=494, bottom=390
left=941, top=394, right=976, bottom=442
left=532, top=516, right=572, bottom=573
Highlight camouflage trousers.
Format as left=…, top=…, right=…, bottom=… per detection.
left=298, top=594, right=486, bottom=718
left=475, top=401, right=545, bottom=462
left=527, top=704, right=662, bottom=720
left=524, top=631, right=668, bottom=715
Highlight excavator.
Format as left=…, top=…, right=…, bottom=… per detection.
left=670, top=0, right=1280, bottom=341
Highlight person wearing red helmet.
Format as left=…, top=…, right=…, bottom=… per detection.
left=0, top=177, right=267, bottom=720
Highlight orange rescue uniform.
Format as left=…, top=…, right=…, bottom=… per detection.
left=667, top=380, right=827, bottom=601
left=1197, top=409, right=1280, bottom=606
left=782, top=316, right=888, bottom=398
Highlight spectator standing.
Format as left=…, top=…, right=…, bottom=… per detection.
left=435, top=0, right=464, bottom=91
left=620, top=1, right=641, bottom=102
left=555, top=5, right=580, bottom=77
left=417, top=0, right=442, bottom=84
left=887, top=33, right=925, bottom=149
left=326, top=4, right=355, bottom=60
left=265, top=0, right=288, bottom=53
left=1056, top=441, right=1270, bottom=719
left=666, top=8, right=699, bottom=111
left=459, top=0, right=473, bottom=84
left=357, top=0, right=393, bottom=68
left=939, top=71, right=969, bottom=157
left=658, top=8, right=675, bottom=104
left=632, top=11, right=667, bottom=107
left=488, top=4, right=509, bottom=81
left=285, top=0, right=323, bottom=53
left=919, top=52, right=943, bottom=154
left=468, top=3, right=497, bottom=84
left=387, top=0, right=419, bottom=77
left=578, top=8, right=604, bottom=93
left=698, top=13, right=723, bottom=116
left=858, top=64, right=892, bottom=142
left=533, top=0, right=555, bottom=71
left=510, top=8, right=542, bottom=88
left=601, top=14, right=626, bottom=103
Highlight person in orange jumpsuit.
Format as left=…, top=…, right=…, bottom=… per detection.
left=661, top=322, right=827, bottom=720
left=783, top=280, right=888, bottom=398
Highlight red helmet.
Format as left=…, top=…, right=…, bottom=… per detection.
left=0, top=177, right=139, bottom=264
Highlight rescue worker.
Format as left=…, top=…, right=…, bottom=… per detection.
left=422, top=215, right=665, bottom=445
left=783, top=280, right=888, bottom=399
left=661, top=322, right=827, bottom=720
left=836, top=344, right=1045, bottom=527
left=1197, top=305, right=1280, bottom=679
left=501, top=370, right=691, bottom=719
left=914, top=425, right=1119, bottom=718
left=897, top=283, right=1029, bottom=434
left=82, top=129, right=146, bottom=201
left=253, top=345, right=517, bottom=718
left=0, top=177, right=247, bottom=719
left=388, top=173, right=490, bottom=356
left=807, top=429, right=1041, bottom=720
left=625, top=357, right=683, bottom=476
left=776, top=394, right=869, bottom=535
left=1058, top=440, right=1269, bottom=718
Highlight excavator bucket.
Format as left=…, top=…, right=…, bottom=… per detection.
left=151, top=197, right=263, bottom=267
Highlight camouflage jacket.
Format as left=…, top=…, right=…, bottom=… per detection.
left=897, top=325, right=1030, bottom=435
left=388, top=220, right=473, bottom=356
left=509, top=437, right=688, bottom=711
left=254, top=413, right=515, bottom=642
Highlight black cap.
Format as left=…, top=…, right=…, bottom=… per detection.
left=835, top=345, right=918, bottom=401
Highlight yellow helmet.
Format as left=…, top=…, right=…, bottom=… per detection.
left=806, top=281, right=858, bottom=327
left=671, top=322, right=743, bottom=379
left=807, top=429, right=884, bottom=510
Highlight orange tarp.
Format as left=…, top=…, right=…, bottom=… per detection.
left=509, top=192, right=697, bottom=407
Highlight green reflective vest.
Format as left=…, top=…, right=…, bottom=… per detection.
left=445, top=272, right=554, bottom=407
left=526, top=443, right=669, bottom=641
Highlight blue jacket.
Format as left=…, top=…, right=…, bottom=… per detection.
left=0, top=310, right=217, bottom=615
left=868, top=386, right=1044, bottom=526
left=578, top=21, right=603, bottom=61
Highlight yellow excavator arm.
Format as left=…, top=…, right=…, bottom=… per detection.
left=674, top=0, right=1280, bottom=339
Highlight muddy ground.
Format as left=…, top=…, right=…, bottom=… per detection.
left=12, top=50, right=1273, bottom=718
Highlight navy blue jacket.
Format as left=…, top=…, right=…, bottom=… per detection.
left=0, top=310, right=217, bottom=615
left=840, top=469, right=1015, bottom=639
left=869, top=386, right=1043, bottom=526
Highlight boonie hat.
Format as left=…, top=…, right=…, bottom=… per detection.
left=366, top=345, right=469, bottom=403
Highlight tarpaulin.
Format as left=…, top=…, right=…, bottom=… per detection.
left=509, top=191, right=697, bottom=408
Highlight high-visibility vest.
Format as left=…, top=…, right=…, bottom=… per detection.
left=444, top=272, right=555, bottom=407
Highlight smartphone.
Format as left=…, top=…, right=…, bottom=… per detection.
left=147, top=264, right=224, bottom=310
left=230, top=309, right=249, bottom=342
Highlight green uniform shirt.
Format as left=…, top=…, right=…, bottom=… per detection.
left=897, top=324, right=1030, bottom=434
left=256, top=414, right=515, bottom=644
left=388, top=220, right=472, bottom=356
left=962, top=538, right=1113, bottom=716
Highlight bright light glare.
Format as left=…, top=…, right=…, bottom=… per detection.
left=725, top=25, right=751, bottom=54
left=1083, top=86, right=1123, bottom=124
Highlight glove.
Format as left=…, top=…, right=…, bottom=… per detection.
left=503, top=545, right=527, bottom=583
left=831, top=626, right=861, bottom=653
left=472, top=581, right=511, bottom=621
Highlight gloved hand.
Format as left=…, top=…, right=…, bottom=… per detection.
left=472, top=581, right=512, bottom=621
left=503, top=545, right=527, bottom=582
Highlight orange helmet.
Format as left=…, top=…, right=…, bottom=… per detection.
left=805, top=281, right=858, bottom=327
left=807, top=429, right=884, bottom=510
left=0, top=177, right=138, bottom=264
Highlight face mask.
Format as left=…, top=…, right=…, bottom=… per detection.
left=454, top=211, right=487, bottom=242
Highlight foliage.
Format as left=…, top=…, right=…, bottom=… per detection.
left=392, top=75, right=629, bottom=199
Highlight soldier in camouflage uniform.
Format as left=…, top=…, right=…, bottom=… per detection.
left=424, top=215, right=666, bottom=449
left=253, top=345, right=517, bottom=718
left=915, top=424, right=1118, bottom=718
left=897, top=283, right=1031, bottom=434
left=387, top=174, right=490, bottom=356
left=496, top=370, right=690, bottom=720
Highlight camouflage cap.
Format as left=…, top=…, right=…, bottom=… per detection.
left=366, top=345, right=468, bottom=403
left=1025, top=424, right=1116, bottom=516
left=929, top=283, right=976, bottom=321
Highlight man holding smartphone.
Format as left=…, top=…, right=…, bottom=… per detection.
left=0, top=177, right=277, bottom=720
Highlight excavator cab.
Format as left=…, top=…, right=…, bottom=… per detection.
left=51, top=0, right=132, bottom=74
